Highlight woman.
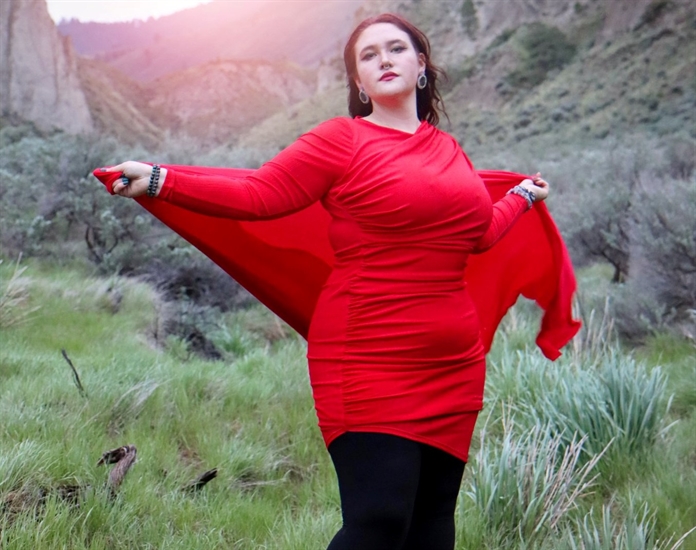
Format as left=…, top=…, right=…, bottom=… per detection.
left=101, top=14, right=550, bottom=550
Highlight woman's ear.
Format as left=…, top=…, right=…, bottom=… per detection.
left=418, top=52, right=426, bottom=72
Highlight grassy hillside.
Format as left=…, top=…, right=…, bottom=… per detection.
left=1, top=259, right=694, bottom=548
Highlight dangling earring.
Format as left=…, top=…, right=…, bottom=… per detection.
left=417, top=72, right=427, bottom=90
left=359, top=88, right=370, bottom=104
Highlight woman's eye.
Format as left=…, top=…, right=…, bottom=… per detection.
left=362, top=52, right=376, bottom=60
left=392, top=46, right=405, bottom=52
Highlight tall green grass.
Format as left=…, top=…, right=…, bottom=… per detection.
left=466, top=420, right=605, bottom=547
left=1, top=259, right=694, bottom=549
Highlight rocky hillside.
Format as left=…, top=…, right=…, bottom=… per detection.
left=0, top=0, right=92, bottom=133
left=4, top=0, right=693, bottom=151
left=78, top=56, right=317, bottom=146
left=240, top=0, right=695, bottom=153
left=357, top=0, right=658, bottom=66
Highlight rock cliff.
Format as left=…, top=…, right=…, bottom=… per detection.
left=0, top=0, right=92, bottom=133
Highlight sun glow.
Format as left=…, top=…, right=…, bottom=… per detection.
left=47, top=0, right=213, bottom=24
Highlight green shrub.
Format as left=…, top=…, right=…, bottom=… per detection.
left=487, top=347, right=671, bottom=462
left=663, top=137, right=696, bottom=180
left=490, top=28, right=516, bottom=49
left=531, top=352, right=669, bottom=458
left=0, top=256, right=40, bottom=328
left=466, top=421, right=604, bottom=546
left=548, top=135, right=695, bottom=340
left=599, top=176, right=696, bottom=340
left=637, top=0, right=673, bottom=28
left=507, top=23, right=576, bottom=89
left=461, top=0, right=479, bottom=38
left=560, top=500, right=693, bottom=550
left=554, top=142, right=650, bottom=282
left=628, top=178, right=696, bottom=312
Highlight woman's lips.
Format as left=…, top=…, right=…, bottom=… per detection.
left=380, top=72, right=398, bottom=81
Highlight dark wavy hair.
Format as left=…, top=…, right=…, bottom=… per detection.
left=343, top=13, right=448, bottom=126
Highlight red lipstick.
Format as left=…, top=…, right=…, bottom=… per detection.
left=380, top=71, right=398, bottom=81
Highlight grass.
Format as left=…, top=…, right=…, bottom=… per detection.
left=466, top=420, right=606, bottom=547
left=0, top=258, right=694, bottom=549
left=0, top=256, right=40, bottom=329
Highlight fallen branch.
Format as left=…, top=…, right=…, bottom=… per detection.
left=61, top=349, right=87, bottom=398
left=97, top=445, right=137, bottom=493
left=184, top=468, right=218, bottom=492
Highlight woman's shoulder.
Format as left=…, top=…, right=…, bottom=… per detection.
left=308, top=117, right=355, bottom=138
left=292, top=118, right=355, bottom=163
left=429, top=124, right=459, bottom=144
left=297, top=117, right=355, bottom=156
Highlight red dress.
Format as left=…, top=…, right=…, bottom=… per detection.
left=156, top=117, right=532, bottom=461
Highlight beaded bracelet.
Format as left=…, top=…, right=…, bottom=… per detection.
left=147, top=165, right=161, bottom=198
left=506, top=185, right=535, bottom=210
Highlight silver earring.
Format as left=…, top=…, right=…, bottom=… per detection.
left=417, top=73, right=427, bottom=90
left=359, top=88, right=370, bottom=104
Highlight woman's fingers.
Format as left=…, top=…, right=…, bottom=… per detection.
left=102, top=161, right=151, bottom=179
left=113, top=178, right=130, bottom=196
left=519, top=174, right=550, bottom=202
left=101, top=163, right=126, bottom=173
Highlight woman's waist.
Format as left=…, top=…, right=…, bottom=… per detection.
left=333, top=242, right=471, bottom=273
left=309, top=286, right=482, bottom=354
left=329, top=260, right=471, bottom=290
left=323, top=270, right=469, bottom=296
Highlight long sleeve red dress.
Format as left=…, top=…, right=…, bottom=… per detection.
left=152, top=117, right=536, bottom=461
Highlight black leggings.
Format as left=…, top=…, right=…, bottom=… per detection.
left=327, top=432, right=465, bottom=550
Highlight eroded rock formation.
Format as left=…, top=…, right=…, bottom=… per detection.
left=0, top=0, right=92, bottom=133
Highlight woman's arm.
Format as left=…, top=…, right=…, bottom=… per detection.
left=472, top=174, right=549, bottom=253
left=104, top=118, right=354, bottom=220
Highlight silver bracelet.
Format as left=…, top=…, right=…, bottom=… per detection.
left=506, top=185, right=535, bottom=210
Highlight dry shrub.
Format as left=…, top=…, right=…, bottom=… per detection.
left=553, top=136, right=695, bottom=340
left=613, top=177, right=696, bottom=340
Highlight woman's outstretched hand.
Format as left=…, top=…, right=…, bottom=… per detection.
left=99, top=161, right=167, bottom=198
left=520, top=172, right=549, bottom=203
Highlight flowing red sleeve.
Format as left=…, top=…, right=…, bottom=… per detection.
left=93, top=150, right=579, bottom=360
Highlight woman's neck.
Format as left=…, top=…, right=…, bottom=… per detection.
left=364, top=100, right=421, bottom=134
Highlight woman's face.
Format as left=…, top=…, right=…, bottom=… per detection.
left=353, top=23, right=425, bottom=108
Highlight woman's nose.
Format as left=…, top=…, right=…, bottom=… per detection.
left=380, top=53, right=393, bottom=69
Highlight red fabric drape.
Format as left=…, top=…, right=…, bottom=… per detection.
left=93, top=166, right=580, bottom=359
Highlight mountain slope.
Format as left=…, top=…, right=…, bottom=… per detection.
left=78, top=56, right=318, bottom=146
left=58, top=0, right=364, bottom=81
left=240, top=0, right=695, bottom=151
left=147, top=59, right=316, bottom=145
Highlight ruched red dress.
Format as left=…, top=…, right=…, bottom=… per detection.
left=156, top=117, right=532, bottom=461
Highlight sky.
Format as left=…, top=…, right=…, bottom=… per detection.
left=46, top=0, right=213, bottom=23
